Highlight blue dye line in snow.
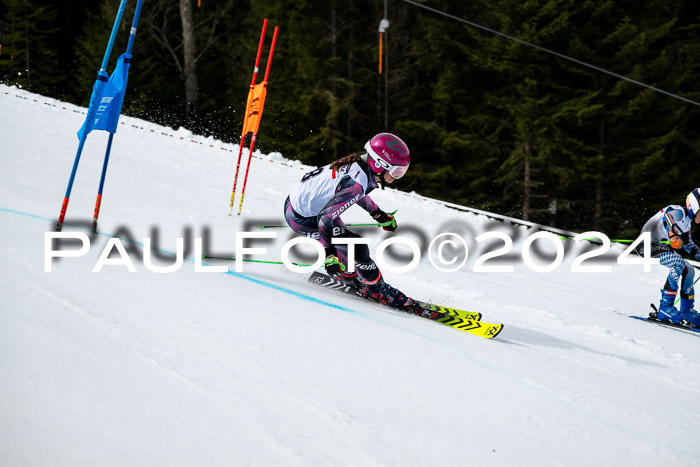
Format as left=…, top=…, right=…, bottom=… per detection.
left=219, top=268, right=357, bottom=313
left=0, top=206, right=358, bottom=313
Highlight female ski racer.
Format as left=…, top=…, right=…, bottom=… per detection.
left=284, top=133, right=438, bottom=318
left=642, top=188, right=700, bottom=327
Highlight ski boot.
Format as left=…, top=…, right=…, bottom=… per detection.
left=338, top=270, right=361, bottom=289
left=359, top=277, right=443, bottom=319
left=651, top=289, right=683, bottom=323
left=679, top=297, right=700, bottom=328
left=359, top=276, right=408, bottom=306
left=402, top=298, right=444, bottom=320
left=325, top=257, right=360, bottom=288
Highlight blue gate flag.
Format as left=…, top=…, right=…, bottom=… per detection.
left=77, top=53, right=132, bottom=140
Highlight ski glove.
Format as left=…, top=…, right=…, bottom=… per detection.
left=668, top=230, right=689, bottom=251
left=324, top=255, right=345, bottom=277
left=324, top=247, right=345, bottom=277
left=669, top=235, right=683, bottom=250
left=371, top=209, right=397, bottom=231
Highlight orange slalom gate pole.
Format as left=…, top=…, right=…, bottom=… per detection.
left=229, top=19, right=268, bottom=215
left=237, top=25, right=278, bottom=215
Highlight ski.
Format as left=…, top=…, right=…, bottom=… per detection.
left=629, top=315, right=700, bottom=335
left=307, top=271, right=503, bottom=339
left=307, top=271, right=482, bottom=320
left=416, top=301, right=482, bottom=322
left=627, top=303, right=700, bottom=335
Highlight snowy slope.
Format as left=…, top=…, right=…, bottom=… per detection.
left=1, top=84, right=699, bottom=467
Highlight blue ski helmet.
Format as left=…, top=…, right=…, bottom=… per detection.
left=687, top=188, right=700, bottom=219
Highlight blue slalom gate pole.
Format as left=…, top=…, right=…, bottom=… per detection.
left=125, top=0, right=144, bottom=55
left=91, top=0, right=144, bottom=232
left=99, top=0, right=129, bottom=73
left=92, top=133, right=115, bottom=232
left=56, top=0, right=128, bottom=232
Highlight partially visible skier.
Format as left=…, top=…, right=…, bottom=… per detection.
left=284, top=133, right=439, bottom=318
left=641, top=188, right=700, bottom=327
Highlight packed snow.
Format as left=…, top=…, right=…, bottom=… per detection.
left=1, top=84, right=698, bottom=466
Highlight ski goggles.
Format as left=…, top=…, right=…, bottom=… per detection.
left=386, top=164, right=409, bottom=179
left=364, top=147, right=409, bottom=179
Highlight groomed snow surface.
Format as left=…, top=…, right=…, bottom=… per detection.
left=1, top=84, right=698, bottom=466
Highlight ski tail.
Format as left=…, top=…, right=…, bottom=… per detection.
left=436, top=315, right=504, bottom=339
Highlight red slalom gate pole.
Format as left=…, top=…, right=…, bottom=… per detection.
left=236, top=132, right=258, bottom=215
left=237, top=25, right=278, bottom=216
left=228, top=134, right=247, bottom=215
left=229, top=19, right=268, bottom=215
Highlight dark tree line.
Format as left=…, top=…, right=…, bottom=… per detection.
left=1, top=0, right=699, bottom=237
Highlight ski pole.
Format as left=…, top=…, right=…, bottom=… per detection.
left=557, top=237, right=670, bottom=244
left=257, top=222, right=381, bottom=230
left=258, top=210, right=399, bottom=229
left=201, top=255, right=311, bottom=267
left=671, top=274, right=700, bottom=306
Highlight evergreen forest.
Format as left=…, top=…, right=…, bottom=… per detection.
left=2, top=0, right=699, bottom=237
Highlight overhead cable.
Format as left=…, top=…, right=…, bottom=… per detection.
left=400, top=0, right=700, bottom=108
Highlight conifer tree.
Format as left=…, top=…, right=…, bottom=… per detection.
left=0, top=0, right=58, bottom=95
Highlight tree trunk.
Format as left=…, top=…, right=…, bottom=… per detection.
left=383, top=29, right=389, bottom=130
left=594, top=118, right=605, bottom=230
left=180, top=0, right=198, bottom=121
left=330, top=0, right=338, bottom=158
left=594, top=183, right=603, bottom=231
left=377, top=43, right=382, bottom=128
left=24, top=3, right=31, bottom=86
left=346, top=9, right=354, bottom=154
left=523, top=152, right=531, bottom=222
left=330, top=0, right=337, bottom=96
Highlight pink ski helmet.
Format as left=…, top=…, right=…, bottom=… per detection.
left=364, top=133, right=410, bottom=179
